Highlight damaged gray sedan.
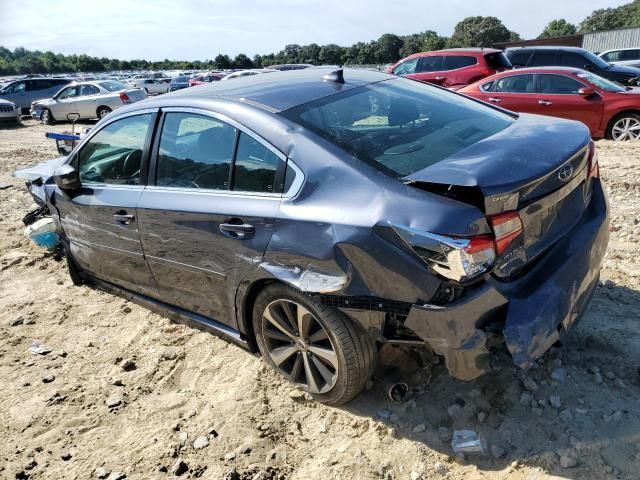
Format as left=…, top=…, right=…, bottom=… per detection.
left=16, top=67, right=609, bottom=404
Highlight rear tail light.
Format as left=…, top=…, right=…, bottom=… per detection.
left=487, top=211, right=523, bottom=255
left=587, top=140, right=599, bottom=179
left=119, top=92, right=131, bottom=104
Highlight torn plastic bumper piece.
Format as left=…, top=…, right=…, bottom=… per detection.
left=406, top=182, right=609, bottom=381
left=404, top=286, right=507, bottom=381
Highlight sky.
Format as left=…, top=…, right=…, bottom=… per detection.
left=0, top=0, right=632, bottom=60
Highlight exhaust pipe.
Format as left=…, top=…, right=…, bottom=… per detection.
left=376, top=378, right=409, bottom=403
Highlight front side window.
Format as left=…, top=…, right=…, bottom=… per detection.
left=539, top=74, right=584, bottom=94
left=418, top=56, right=444, bottom=72
left=233, top=133, right=281, bottom=193
left=5, top=81, right=26, bottom=94
left=282, top=78, right=514, bottom=177
left=601, top=51, right=621, bottom=62
left=156, top=113, right=235, bottom=190
left=494, top=74, right=535, bottom=93
left=394, top=58, right=418, bottom=76
left=78, top=114, right=152, bottom=185
left=58, top=86, right=79, bottom=99
left=556, top=53, right=588, bottom=69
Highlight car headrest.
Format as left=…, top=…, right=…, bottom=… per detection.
left=388, top=98, right=420, bottom=126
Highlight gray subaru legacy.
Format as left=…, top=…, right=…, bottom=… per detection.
left=16, top=67, right=609, bottom=404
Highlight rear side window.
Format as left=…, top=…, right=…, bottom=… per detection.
left=538, top=74, right=583, bottom=94
left=418, top=56, right=444, bottom=72
left=78, top=114, right=152, bottom=185
left=530, top=52, right=556, bottom=67
left=157, top=113, right=235, bottom=190
left=445, top=56, right=477, bottom=70
left=494, top=74, right=535, bottom=93
left=233, top=133, right=281, bottom=193
left=282, top=78, right=514, bottom=177
left=79, top=85, right=99, bottom=96
left=484, top=52, right=511, bottom=69
left=507, top=51, right=531, bottom=67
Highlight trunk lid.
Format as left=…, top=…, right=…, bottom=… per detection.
left=124, top=88, right=146, bottom=103
left=404, top=114, right=592, bottom=277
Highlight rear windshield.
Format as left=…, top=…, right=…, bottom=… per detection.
left=281, top=78, right=514, bottom=177
left=98, top=81, right=126, bottom=92
left=484, top=52, right=512, bottom=69
left=172, top=76, right=190, bottom=83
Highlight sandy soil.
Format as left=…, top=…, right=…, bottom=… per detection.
left=0, top=119, right=639, bottom=480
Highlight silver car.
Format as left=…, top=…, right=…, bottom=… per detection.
left=0, top=98, right=20, bottom=123
left=599, top=48, right=640, bottom=69
left=0, top=78, right=71, bottom=114
left=31, top=81, right=147, bottom=123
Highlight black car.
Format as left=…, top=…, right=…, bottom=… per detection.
left=505, top=46, right=640, bottom=86
left=16, top=67, right=609, bottom=405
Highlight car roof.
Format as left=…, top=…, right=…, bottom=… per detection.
left=505, top=46, right=586, bottom=53
left=499, top=66, right=583, bottom=74
left=600, top=47, right=639, bottom=53
left=407, top=48, right=501, bottom=58
left=167, top=67, right=391, bottom=112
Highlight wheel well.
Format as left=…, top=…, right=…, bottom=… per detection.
left=96, top=105, right=111, bottom=116
left=240, top=278, right=279, bottom=351
left=607, top=109, right=640, bottom=134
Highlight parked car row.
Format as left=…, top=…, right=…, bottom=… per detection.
left=388, top=45, right=640, bottom=141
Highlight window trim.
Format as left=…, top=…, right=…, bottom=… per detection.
left=67, top=107, right=159, bottom=188
left=148, top=107, right=303, bottom=198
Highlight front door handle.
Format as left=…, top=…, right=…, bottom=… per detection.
left=219, top=222, right=255, bottom=239
left=113, top=211, right=135, bottom=225
left=488, top=97, right=502, bottom=103
left=538, top=100, right=553, bottom=106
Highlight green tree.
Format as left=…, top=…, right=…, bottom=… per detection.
left=450, top=16, right=514, bottom=47
left=319, top=44, right=345, bottom=65
left=376, top=33, right=404, bottom=63
left=579, top=0, right=640, bottom=32
left=214, top=54, right=232, bottom=69
left=233, top=53, right=253, bottom=69
left=539, top=19, right=577, bottom=38
left=300, top=43, right=321, bottom=64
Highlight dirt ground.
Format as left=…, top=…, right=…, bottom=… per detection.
left=0, top=119, right=639, bottom=480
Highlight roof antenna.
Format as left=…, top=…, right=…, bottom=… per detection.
left=323, top=68, right=344, bottom=83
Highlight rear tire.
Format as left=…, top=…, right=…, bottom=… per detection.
left=252, top=284, right=375, bottom=405
left=97, top=106, right=112, bottom=120
left=607, top=112, right=640, bottom=141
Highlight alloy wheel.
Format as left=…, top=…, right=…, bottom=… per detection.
left=261, top=299, right=338, bottom=394
left=611, top=117, right=640, bottom=141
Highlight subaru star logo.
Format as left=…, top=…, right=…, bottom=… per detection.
left=558, top=164, right=573, bottom=182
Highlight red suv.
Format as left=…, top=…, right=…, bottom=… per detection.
left=387, top=48, right=512, bottom=89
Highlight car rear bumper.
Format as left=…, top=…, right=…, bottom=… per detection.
left=404, top=179, right=609, bottom=380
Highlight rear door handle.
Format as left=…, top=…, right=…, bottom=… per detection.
left=488, top=97, right=502, bottom=103
left=219, top=222, right=255, bottom=239
left=538, top=100, right=553, bottom=106
left=113, top=211, right=135, bottom=225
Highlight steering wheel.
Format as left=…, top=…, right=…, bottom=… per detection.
left=122, top=150, right=141, bottom=179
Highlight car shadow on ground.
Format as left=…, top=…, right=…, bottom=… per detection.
left=340, top=282, right=640, bottom=479
left=0, top=120, right=27, bottom=130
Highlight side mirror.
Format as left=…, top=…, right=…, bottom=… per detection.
left=54, top=164, right=81, bottom=191
left=578, top=87, right=596, bottom=96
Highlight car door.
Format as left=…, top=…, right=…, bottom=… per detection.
left=53, top=109, right=159, bottom=295
left=50, top=85, right=79, bottom=120
left=534, top=74, right=603, bottom=134
left=75, top=84, right=101, bottom=118
left=481, top=73, right=538, bottom=112
left=136, top=108, right=286, bottom=328
left=411, top=56, right=446, bottom=85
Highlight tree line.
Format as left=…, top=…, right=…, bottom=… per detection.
left=2, top=0, right=640, bottom=76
